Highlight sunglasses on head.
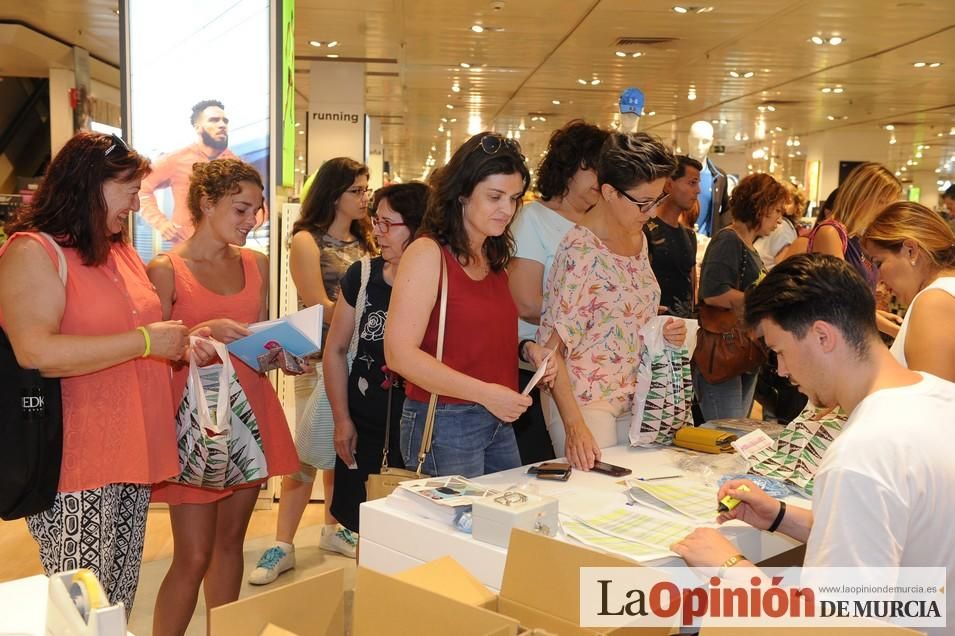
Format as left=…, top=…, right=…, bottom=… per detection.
left=104, top=133, right=131, bottom=158
left=477, top=133, right=524, bottom=160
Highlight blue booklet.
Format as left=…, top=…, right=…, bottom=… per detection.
left=226, top=304, right=323, bottom=373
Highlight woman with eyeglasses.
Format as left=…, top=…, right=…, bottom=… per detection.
left=324, top=182, right=427, bottom=532
left=148, top=159, right=299, bottom=636
left=249, top=157, right=375, bottom=585
left=384, top=132, right=556, bottom=477
left=538, top=131, right=683, bottom=454
left=694, top=172, right=787, bottom=421
left=0, top=132, right=189, bottom=613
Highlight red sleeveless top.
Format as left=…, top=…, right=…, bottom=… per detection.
left=405, top=244, right=519, bottom=405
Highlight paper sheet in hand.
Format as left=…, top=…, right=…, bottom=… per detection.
left=226, top=304, right=323, bottom=372
left=521, top=348, right=553, bottom=395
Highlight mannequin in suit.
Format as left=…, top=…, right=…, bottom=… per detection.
left=688, top=120, right=731, bottom=236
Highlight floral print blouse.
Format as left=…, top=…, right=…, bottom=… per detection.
left=538, top=225, right=661, bottom=416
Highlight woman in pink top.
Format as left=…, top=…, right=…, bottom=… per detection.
left=0, top=132, right=189, bottom=614
left=146, top=159, right=298, bottom=635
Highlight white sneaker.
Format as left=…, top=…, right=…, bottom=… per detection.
left=319, top=526, right=358, bottom=558
left=248, top=544, right=295, bottom=585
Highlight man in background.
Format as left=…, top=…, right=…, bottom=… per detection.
left=644, top=155, right=701, bottom=318
left=139, top=99, right=237, bottom=243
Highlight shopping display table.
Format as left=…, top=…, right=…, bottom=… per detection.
left=359, top=444, right=807, bottom=591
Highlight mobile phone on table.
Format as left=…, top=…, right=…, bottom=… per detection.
left=590, top=461, right=632, bottom=477
left=527, top=462, right=572, bottom=481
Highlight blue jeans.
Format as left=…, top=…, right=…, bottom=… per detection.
left=400, top=399, right=521, bottom=478
left=693, top=367, right=758, bottom=422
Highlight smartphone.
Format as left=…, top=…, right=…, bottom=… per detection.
left=527, top=462, right=572, bottom=481
left=591, top=461, right=632, bottom=477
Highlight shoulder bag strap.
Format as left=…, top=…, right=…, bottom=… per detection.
left=380, top=385, right=395, bottom=470
left=38, top=232, right=67, bottom=286
left=415, top=250, right=449, bottom=474
left=346, top=256, right=371, bottom=370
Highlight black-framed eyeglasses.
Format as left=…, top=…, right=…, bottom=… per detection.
left=104, top=133, right=130, bottom=158
left=614, top=187, right=669, bottom=214
left=371, top=216, right=406, bottom=233
left=477, top=133, right=524, bottom=160
left=346, top=186, right=372, bottom=198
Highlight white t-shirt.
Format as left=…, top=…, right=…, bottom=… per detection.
left=755, top=218, right=797, bottom=270
left=510, top=200, right=576, bottom=342
left=805, top=373, right=955, bottom=634
left=889, top=277, right=955, bottom=367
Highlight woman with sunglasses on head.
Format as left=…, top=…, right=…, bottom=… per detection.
left=538, top=132, right=683, bottom=457
left=249, top=157, right=375, bottom=585
left=862, top=201, right=955, bottom=382
left=0, top=132, right=189, bottom=614
left=325, top=182, right=428, bottom=532
left=385, top=132, right=556, bottom=477
left=694, top=173, right=788, bottom=421
left=507, top=120, right=609, bottom=467
left=148, top=159, right=298, bottom=636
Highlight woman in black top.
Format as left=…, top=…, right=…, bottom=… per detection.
left=694, top=173, right=787, bottom=421
left=325, top=182, right=428, bottom=532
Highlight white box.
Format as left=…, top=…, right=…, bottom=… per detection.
left=471, top=491, right=558, bottom=549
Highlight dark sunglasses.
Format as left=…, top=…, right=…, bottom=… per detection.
left=477, top=133, right=524, bottom=160
left=104, top=133, right=131, bottom=158
left=614, top=187, right=669, bottom=214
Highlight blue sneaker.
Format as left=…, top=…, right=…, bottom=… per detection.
left=248, top=544, right=295, bottom=585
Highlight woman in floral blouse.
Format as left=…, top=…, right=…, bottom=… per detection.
left=538, top=132, right=686, bottom=459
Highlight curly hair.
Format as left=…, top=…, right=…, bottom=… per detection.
left=420, top=132, right=529, bottom=272
left=535, top=120, right=608, bottom=201
left=293, top=157, right=374, bottom=254
left=728, top=173, right=789, bottom=230
left=597, top=132, right=676, bottom=189
left=187, top=158, right=264, bottom=225
left=6, top=132, right=150, bottom=266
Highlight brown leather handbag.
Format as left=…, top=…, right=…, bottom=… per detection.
left=692, top=231, right=766, bottom=384
left=692, top=302, right=765, bottom=384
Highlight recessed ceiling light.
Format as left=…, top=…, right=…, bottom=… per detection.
left=647, top=111, right=656, bottom=116
left=810, top=35, right=825, bottom=45
left=743, top=71, right=755, bottom=78
left=828, top=36, right=843, bottom=45
left=446, top=104, right=454, bottom=109
left=913, top=61, right=927, bottom=68
left=729, top=71, right=740, bottom=78
left=449, top=118, right=457, bottom=123
left=298, top=130, right=304, bottom=135
left=889, top=135, right=897, bottom=145
left=460, top=62, right=471, bottom=68
left=326, top=54, right=339, bottom=58
left=615, top=51, right=627, bottom=57
left=821, top=87, right=833, bottom=93
left=309, top=40, right=323, bottom=47
left=552, top=99, right=561, bottom=105
left=112, top=7, right=119, bottom=15
left=672, top=5, right=689, bottom=13
left=632, top=52, right=643, bottom=58
left=590, top=78, right=600, bottom=85
left=578, top=79, right=588, bottom=85
left=327, top=41, right=339, bottom=48
left=884, top=124, right=896, bottom=131
left=930, top=62, right=942, bottom=68
left=294, top=122, right=300, bottom=127
left=471, top=24, right=484, bottom=33
left=451, top=84, right=461, bottom=93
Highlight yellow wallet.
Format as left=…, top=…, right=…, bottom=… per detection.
left=672, top=427, right=738, bottom=454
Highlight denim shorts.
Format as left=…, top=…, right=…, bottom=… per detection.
left=400, top=399, right=521, bottom=478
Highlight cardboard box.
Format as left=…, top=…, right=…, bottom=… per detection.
left=497, top=529, right=674, bottom=635
left=353, top=566, right=521, bottom=636
left=258, top=625, right=298, bottom=636
left=394, top=555, right=499, bottom=610
left=209, top=569, right=344, bottom=636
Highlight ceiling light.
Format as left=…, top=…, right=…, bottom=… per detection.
left=743, top=71, right=755, bottom=78
left=913, top=61, right=927, bottom=68
left=298, top=130, right=304, bottom=135
left=889, top=135, right=897, bottom=145
left=833, top=86, right=844, bottom=93
left=327, top=41, right=338, bottom=48
left=632, top=52, right=643, bottom=57
left=647, top=111, right=656, bottom=116
left=810, top=35, right=825, bottom=45
left=451, top=84, right=461, bottom=93
left=309, top=40, right=323, bottom=47
left=577, top=78, right=588, bottom=85
left=884, top=124, right=896, bottom=131
left=672, top=5, right=689, bottom=13
left=446, top=104, right=454, bottom=109
left=326, top=54, right=339, bottom=58
left=460, top=62, right=471, bottom=68
left=590, top=78, right=600, bottom=85
left=827, top=115, right=836, bottom=121
left=930, top=62, right=942, bottom=68
left=449, top=118, right=457, bottom=122
left=471, top=24, right=484, bottom=33
left=821, top=87, right=833, bottom=93
left=552, top=99, right=561, bottom=105
left=112, top=7, right=120, bottom=15
left=615, top=51, right=627, bottom=57
left=916, top=152, right=923, bottom=158
left=828, top=36, right=843, bottom=45
left=729, top=71, right=740, bottom=78
left=294, top=122, right=300, bottom=128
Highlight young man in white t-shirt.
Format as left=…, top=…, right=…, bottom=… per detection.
left=671, top=254, right=955, bottom=632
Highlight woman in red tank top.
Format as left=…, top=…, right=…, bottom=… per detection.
left=147, top=159, right=297, bottom=636
left=385, top=133, right=556, bottom=478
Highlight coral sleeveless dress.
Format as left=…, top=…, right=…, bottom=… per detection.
left=151, top=249, right=298, bottom=505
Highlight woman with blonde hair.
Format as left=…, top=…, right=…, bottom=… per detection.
left=807, top=162, right=902, bottom=335
left=862, top=201, right=955, bottom=382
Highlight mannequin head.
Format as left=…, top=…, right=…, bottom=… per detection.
left=688, top=121, right=714, bottom=163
